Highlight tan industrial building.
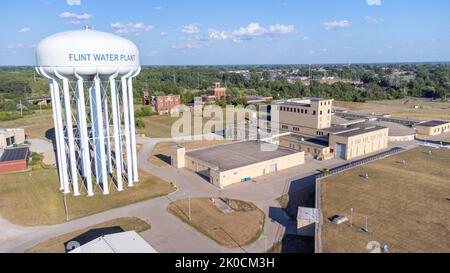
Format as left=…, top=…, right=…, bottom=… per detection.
left=0, top=128, right=25, bottom=149
left=416, top=120, right=450, bottom=136
left=274, top=98, right=390, bottom=160
left=327, top=125, right=389, bottom=160
left=171, top=141, right=305, bottom=188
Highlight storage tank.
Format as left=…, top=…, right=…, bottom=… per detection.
left=36, top=27, right=141, bottom=196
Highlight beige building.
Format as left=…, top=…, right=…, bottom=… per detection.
left=0, top=128, right=25, bottom=149
left=171, top=141, right=305, bottom=188
left=274, top=98, right=390, bottom=161
left=328, top=125, right=389, bottom=160
left=274, top=97, right=333, bottom=136
left=279, top=135, right=333, bottom=160
left=416, top=120, right=450, bottom=136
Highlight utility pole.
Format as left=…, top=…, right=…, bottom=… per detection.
left=197, top=72, right=200, bottom=90
left=188, top=192, right=191, bottom=221
left=350, top=208, right=353, bottom=227
left=19, top=99, right=23, bottom=116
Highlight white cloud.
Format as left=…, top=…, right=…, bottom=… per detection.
left=322, top=20, right=352, bottom=30
left=66, top=0, right=81, bottom=6
left=182, top=23, right=199, bottom=34
left=18, top=27, right=30, bottom=33
left=367, top=0, right=381, bottom=6
left=111, top=22, right=153, bottom=35
left=160, top=32, right=168, bottom=37
left=207, top=29, right=232, bottom=41
left=303, top=36, right=311, bottom=41
left=171, top=41, right=202, bottom=50
left=59, top=11, right=92, bottom=20
left=268, top=24, right=296, bottom=34
left=364, top=16, right=384, bottom=24
left=154, top=6, right=162, bottom=11
left=232, top=22, right=296, bottom=38
left=233, top=23, right=267, bottom=37
left=7, top=43, right=24, bottom=49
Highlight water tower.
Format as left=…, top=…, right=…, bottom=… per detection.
left=36, top=27, right=141, bottom=196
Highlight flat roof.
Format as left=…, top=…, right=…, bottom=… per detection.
left=186, top=141, right=299, bottom=171
left=333, top=125, right=387, bottom=137
left=417, top=120, right=450, bottom=127
left=297, top=207, right=319, bottom=222
left=69, top=231, right=157, bottom=254
left=0, top=147, right=29, bottom=162
left=281, top=135, right=329, bottom=148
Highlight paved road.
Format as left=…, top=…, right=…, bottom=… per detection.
left=1, top=132, right=445, bottom=253
left=28, top=138, right=55, bottom=165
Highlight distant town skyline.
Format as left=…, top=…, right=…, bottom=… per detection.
left=1, top=0, right=450, bottom=66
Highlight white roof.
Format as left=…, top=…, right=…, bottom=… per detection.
left=69, top=231, right=157, bottom=253
left=297, top=207, right=319, bottom=223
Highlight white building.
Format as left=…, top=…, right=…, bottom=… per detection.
left=69, top=231, right=157, bottom=253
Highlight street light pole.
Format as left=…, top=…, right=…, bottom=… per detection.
left=188, top=192, right=191, bottom=221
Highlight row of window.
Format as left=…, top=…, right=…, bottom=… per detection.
left=288, top=143, right=321, bottom=154
left=278, top=106, right=331, bottom=116
left=320, top=101, right=332, bottom=106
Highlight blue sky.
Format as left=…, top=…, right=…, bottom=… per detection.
left=1, top=0, right=450, bottom=65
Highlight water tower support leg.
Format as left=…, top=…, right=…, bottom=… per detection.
left=60, top=76, right=80, bottom=196
left=127, top=76, right=139, bottom=182
left=89, top=84, right=99, bottom=184
left=53, top=80, right=70, bottom=194
left=94, top=76, right=109, bottom=195
left=121, top=75, right=133, bottom=187
left=75, top=76, right=94, bottom=196
left=48, top=80, right=64, bottom=191
left=110, top=76, right=123, bottom=191
left=102, top=82, right=113, bottom=174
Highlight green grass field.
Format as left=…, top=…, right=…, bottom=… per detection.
left=0, top=156, right=175, bottom=226
left=320, top=147, right=450, bottom=253
left=335, top=99, right=450, bottom=121
left=0, top=109, right=54, bottom=140
left=168, top=198, right=265, bottom=247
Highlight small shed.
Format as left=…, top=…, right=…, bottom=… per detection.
left=297, top=206, right=319, bottom=237
left=0, top=147, right=30, bottom=173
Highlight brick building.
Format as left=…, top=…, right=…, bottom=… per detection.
left=151, top=94, right=181, bottom=115
left=204, top=82, right=227, bottom=101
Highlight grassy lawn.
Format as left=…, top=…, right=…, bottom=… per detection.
left=0, top=109, right=54, bottom=140
left=138, top=108, right=251, bottom=138
left=320, top=147, right=450, bottom=253
left=0, top=156, right=175, bottom=226
left=335, top=99, right=450, bottom=121
left=168, top=198, right=265, bottom=247
left=149, top=140, right=229, bottom=167
left=25, top=217, right=150, bottom=253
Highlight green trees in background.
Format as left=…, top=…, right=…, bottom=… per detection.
left=0, top=64, right=449, bottom=116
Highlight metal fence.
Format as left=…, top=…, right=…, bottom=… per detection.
left=313, top=147, right=406, bottom=253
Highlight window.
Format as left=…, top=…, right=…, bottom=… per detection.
left=301, top=109, right=304, bottom=114
left=305, top=110, right=308, bottom=114
left=320, top=111, right=323, bottom=115
left=328, top=109, right=331, bottom=114
left=313, top=110, right=316, bottom=115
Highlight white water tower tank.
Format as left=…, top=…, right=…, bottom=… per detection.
left=36, top=27, right=142, bottom=197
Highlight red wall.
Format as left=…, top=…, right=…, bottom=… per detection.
left=0, top=160, right=28, bottom=173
